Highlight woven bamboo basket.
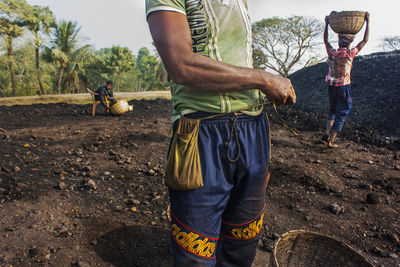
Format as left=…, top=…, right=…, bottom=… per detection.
left=110, top=100, right=133, bottom=115
left=328, top=11, right=366, bottom=35
left=270, top=230, right=373, bottom=267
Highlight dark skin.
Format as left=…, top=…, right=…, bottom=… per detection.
left=147, top=11, right=296, bottom=105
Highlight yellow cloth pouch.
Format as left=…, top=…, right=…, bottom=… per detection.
left=165, top=116, right=203, bottom=191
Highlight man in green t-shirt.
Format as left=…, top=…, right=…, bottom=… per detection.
left=146, top=0, right=296, bottom=266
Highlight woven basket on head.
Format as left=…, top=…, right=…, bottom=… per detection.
left=270, top=230, right=373, bottom=267
left=110, top=100, right=133, bottom=115
left=328, top=11, right=366, bottom=35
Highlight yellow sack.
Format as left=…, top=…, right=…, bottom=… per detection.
left=165, top=116, right=203, bottom=191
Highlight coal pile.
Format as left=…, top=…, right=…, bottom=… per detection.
left=289, top=50, right=400, bottom=138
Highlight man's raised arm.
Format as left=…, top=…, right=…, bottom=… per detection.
left=356, top=12, right=370, bottom=52
left=324, top=16, right=332, bottom=51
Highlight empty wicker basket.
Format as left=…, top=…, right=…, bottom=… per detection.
left=270, top=230, right=373, bottom=267
left=328, top=11, right=366, bottom=35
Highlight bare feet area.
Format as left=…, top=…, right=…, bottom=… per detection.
left=0, top=98, right=399, bottom=267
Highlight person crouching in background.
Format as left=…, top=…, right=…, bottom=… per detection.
left=95, top=80, right=117, bottom=115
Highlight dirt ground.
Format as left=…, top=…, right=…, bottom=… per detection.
left=0, top=99, right=399, bottom=267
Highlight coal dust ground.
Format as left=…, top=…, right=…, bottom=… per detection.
left=0, top=98, right=399, bottom=266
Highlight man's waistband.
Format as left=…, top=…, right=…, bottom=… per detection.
left=183, top=110, right=265, bottom=121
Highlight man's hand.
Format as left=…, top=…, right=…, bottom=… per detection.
left=325, top=16, right=329, bottom=25
left=260, top=75, right=296, bottom=105
left=365, top=12, right=370, bottom=22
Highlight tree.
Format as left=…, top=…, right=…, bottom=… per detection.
left=22, top=4, right=54, bottom=95
left=105, top=46, right=135, bottom=91
left=0, top=0, right=26, bottom=96
left=80, top=49, right=111, bottom=91
left=152, top=45, right=169, bottom=90
left=135, top=47, right=157, bottom=91
left=0, top=55, right=11, bottom=96
left=46, top=20, right=87, bottom=94
left=61, top=45, right=94, bottom=94
left=252, top=16, right=323, bottom=77
left=381, top=36, right=400, bottom=51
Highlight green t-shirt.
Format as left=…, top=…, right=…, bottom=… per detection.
left=146, top=0, right=264, bottom=121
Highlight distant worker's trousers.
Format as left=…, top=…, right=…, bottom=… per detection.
left=328, top=84, right=352, bottom=132
left=168, top=111, right=270, bottom=267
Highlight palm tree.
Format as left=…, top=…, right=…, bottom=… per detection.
left=61, top=45, right=94, bottom=94
left=22, top=5, right=54, bottom=95
left=47, top=20, right=84, bottom=94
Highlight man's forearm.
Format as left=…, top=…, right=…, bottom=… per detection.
left=363, top=21, right=369, bottom=43
left=323, top=24, right=329, bottom=45
left=168, top=52, right=276, bottom=93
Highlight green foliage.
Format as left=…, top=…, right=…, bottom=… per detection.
left=0, top=1, right=166, bottom=97
left=104, top=46, right=135, bottom=91
left=46, top=20, right=93, bottom=94
left=0, top=41, right=55, bottom=96
left=136, top=47, right=160, bottom=91
left=0, top=55, right=10, bottom=96
left=252, top=16, right=323, bottom=77
left=21, top=4, right=54, bottom=94
left=0, top=0, right=28, bottom=96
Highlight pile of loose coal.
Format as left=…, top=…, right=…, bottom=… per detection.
left=289, top=50, right=400, bottom=138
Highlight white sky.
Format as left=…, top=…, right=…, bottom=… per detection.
left=26, top=0, right=400, bottom=56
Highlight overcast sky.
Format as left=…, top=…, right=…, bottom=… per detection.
left=26, top=0, right=399, bottom=56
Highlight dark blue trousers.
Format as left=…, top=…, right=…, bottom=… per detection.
left=168, top=111, right=270, bottom=267
left=328, top=84, right=352, bottom=132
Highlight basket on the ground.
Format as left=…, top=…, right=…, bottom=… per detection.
left=328, top=11, right=366, bottom=35
left=270, top=230, right=373, bottom=267
left=110, top=100, right=133, bottom=115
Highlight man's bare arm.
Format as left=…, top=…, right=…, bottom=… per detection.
left=356, top=12, right=370, bottom=52
left=324, top=16, right=332, bottom=51
left=147, top=11, right=295, bottom=104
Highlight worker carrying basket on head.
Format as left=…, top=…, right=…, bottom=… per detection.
left=322, top=11, right=370, bottom=148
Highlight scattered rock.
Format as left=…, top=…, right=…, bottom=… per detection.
left=328, top=203, right=344, bottom=215
left=58, top=182, right=68, bottom=190
left=366, top=193, right=381, bottom=204
left=74, top=260, right=91, bottom=267
left=386, top=232, right=400, bottom=245
left=128, top=199, right=141, bottom=205
left=373, top=246, right=390, bottom=257
left=83, top=179, right=97, bottom=190
left=389, top=253, right=398, bottom=259
left=277, top=158, right=285, bottom=164
left=82, top=166, right=92, bottom=172
left=342, top=173, right=359, bottom=179
left=114, top=205, right=123, bottom=211
left=147, top=169, right=155, bottom=176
